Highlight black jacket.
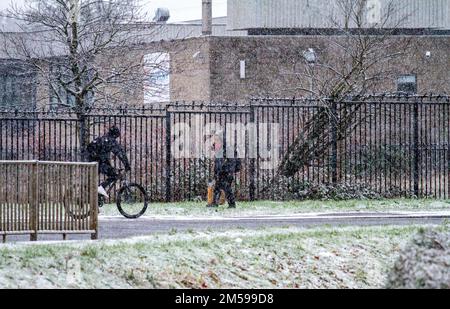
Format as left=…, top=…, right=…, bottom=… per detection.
left=214, top=157, right=242, bottom=180
left=87, top=134, right=131, bottom=170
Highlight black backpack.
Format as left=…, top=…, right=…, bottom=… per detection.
left=87, top=137, right=102, bottom=158
left=225, top=158, right=241, bottom=173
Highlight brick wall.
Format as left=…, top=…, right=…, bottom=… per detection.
left=28, top=35, right=450, bottom=107
left=207, top=36, right=450, bottom=102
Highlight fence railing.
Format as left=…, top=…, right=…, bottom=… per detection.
left=0, top=161, right=98, bottom=242
left=0, top=95, right=449, bottom=201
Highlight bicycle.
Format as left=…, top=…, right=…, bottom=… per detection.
left=64, top=169, right=149, bottom=220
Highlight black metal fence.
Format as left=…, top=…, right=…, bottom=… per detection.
left=1, top=95, right=449, bottom=201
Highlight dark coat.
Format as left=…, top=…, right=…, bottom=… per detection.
left=87, top=134, right=131, bottom=170
left=214, top=157, right=242, bottom=181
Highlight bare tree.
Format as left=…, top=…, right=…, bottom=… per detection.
left=278, top=0, right=413, bottom=177
left=0, top=0, right=169, bottom=158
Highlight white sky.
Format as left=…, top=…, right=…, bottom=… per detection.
left=0, top=0, right=228, bottom=22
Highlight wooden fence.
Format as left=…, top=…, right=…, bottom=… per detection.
left=0, top=161, right=98, bottom=242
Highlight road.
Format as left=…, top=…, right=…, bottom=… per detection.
left=3, top=212, right=450, bottom=243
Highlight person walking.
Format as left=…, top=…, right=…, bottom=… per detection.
left=207, top=133, right=241, bottom=209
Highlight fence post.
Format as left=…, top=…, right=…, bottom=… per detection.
left=165, top=111, right=172, bottom=202
left=90, top=163, right=99, bottom=240
left=30, top=161, right=38, bottom=241
left=330, top=100, right=339, bottom=184
left=249, top=105, right=256, bottom=201
left=448, top=127, right=450, bottom=199
left=413, top=100, right=420, bottom=198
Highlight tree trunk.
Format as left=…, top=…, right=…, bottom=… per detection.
left=78, top=113, right=90, bottom=162
left=278, top=100, right=364, bottom=178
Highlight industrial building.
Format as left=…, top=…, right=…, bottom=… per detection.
left=168, top=0, right=450, bottom=102
left=227, top=0, right=450, bottom=34
left=0, top=0, right=449, bottom=108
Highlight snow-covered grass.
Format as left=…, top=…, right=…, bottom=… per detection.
left=0, top=225, right=440, bottom=289
left=101, top=199, right=450, bottom=217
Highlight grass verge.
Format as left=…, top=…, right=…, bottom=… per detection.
left=101, top=199, right=450, bottom=217
left=0, top=225, right=442, bottom=289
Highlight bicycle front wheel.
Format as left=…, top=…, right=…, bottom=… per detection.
left=116, top=184, right=149, bottom=219
left=63, top=189, right=92, bottom=220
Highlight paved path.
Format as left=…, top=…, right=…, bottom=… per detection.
left=3, top=212, right=450, bottom=243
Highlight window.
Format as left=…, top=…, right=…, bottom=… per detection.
left=143, top=52, right=170, bottom=104
left=366, top=0, right=382, bottom=25
left=48, top=60, right=94, bottom=110
left=49, top=62, right=76, bottom=110
left=397, top=74, right=417, bottom=95
left=0, top=60, right=37, bottom=109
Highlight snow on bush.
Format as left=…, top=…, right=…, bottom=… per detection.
left=386, top=228, right=450, bottom=289
left=262, top=177, right=416, bottom=201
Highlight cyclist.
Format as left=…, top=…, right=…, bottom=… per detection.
left=87, top=126, right=131, bottom=198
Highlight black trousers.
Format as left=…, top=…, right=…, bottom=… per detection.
left=98, top=161, right=119, bottom=188
left=213, top=177, right=236, bottom=207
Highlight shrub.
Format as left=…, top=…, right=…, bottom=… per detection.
left=386, top=228, right=450, bottom=289
left=260, top=177, right=415, bottom=201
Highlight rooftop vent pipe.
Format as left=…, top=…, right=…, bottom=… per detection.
left=153, top=8, right=170, bottom=23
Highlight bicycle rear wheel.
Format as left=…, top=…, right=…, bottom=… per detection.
left=116, top=184, right=149, bottom=219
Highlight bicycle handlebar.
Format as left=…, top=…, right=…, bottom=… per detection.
left=117, top=168, right=131, bottom=180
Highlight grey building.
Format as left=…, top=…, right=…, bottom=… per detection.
left=227, top=0, right=450, bottom=34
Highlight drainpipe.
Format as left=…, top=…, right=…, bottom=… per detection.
left=202, top=0, right=212, bottom=36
